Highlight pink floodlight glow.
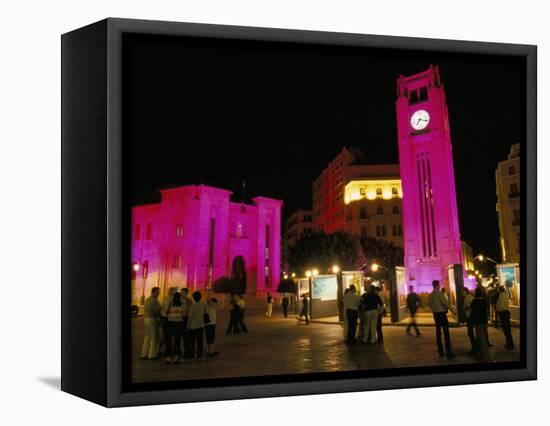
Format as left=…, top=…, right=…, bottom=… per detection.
left=396, top=65, right=464, bottom=293
left=131, top=184, right=283, bottom=301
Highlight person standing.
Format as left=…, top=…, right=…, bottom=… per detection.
left=186, top=291, right=206, bottom=362
left=140, top=287, right=161, bottom=360
left=362, top=285, right=383, bottom=344
left=159, top=286, right=177, bottom=355
left=428, top=280, right=456, bottom=359
left=265, top=292, right=273, bottom=318
left=282, top=295, right=289, bottom=318
left=470, top=287, right=494, bottom=363
left=164, top=292, right=185, bottom=364
left=180, top=288, right=192, bottom=358
left=462, top=287, right=476, bottom=354
left=496, top=285, right=515, bottom=349
left=299, top=293, right=309, bottom=325
left=487, top=283, right=499, bottom=328
left=226, top=294, right=240, bottom=335
left=236, top=294, right=248, bottom=333
left=406, top=285, right=422, bottom=337
left=374, top=287, right=386, bottom=344
left=343, top=285, right=361, bottom=344
left=205, top=297, right=220, bottom=357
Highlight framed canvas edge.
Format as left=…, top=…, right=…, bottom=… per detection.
left=103, top=17, right=537, bottom=407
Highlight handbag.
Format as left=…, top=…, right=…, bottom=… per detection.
left=203, top=303, right=211, bottom=324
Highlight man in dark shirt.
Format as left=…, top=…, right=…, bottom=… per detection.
left=282, top=295, right=289, bottom=318
left=406, top=285, right=422, bottom=337
left=299, top=294, right=309, bottom=325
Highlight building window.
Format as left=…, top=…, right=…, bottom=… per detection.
left=359, top=187, right=366, bottom=195
left=142, top=261, right=149, bottom=279
left=513, top=209, right=520, bottom=226
left=145, top=223, right=152, bottom=240
left=392, top=225, right=397, bottom=237
left=398, top=225, right=403, bottom=236
left=392, top=206, right=399, bottom=214
left=419, top=86, right=428, bottom=102
left=376, top=188, right=382, bottom=196
left=360, top=206, right=367, bottom=219
left=172, top=255, right=181, bottom=268
left=134, top=224, right=141, bottom=241
left=376, top=206, right=384, bottom=215
left=176, top=224, right=184, bottom=237
left=508, top=166, right=516, bottom=175
left=265, top=225, right=271, bottom=288
left=409, top=89, right=419, bottom=104
left=376, top=225, right=387, bottom=237
left=361, top=226, right=368, bottom=238
left=392, top=187, right=398, bottom=195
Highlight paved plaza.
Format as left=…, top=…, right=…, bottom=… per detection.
left=131, top=306, right=520, bottom=383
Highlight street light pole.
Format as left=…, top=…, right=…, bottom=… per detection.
left=332, top=265, right=344, bottom=322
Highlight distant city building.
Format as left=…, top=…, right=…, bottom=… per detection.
left=396, top=65, right=464, bottom=292
left=461, top=240, right=475, bottom=272
left=496, top=144, right=520, bottom=263
left=285, top=209, right=313, bottom=247
left=131, top=184, right=282, bottom=302
left=343, top=170, right=404, bottom=247
left=312, top=147, right=403, bottom=246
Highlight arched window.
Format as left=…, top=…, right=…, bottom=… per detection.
left=392, top=187, right=398, bottom=195
left=376, top=206, right=383, bottom=215
left=359, top=187, right=365, bottom=195
left=376, top=188, right=382, bottom=196
left=360, top=206, right=367, bottom=219
left=392, top=206, right=399, bottom=215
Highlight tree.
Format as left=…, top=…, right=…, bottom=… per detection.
left=230, top=255, right=247, bottom=294
left=277, top=279, right=298, bottom=294
left=287, top=231, right=364, bottom=274
left=359, top=236, right=404, bottom=270
left=213, top=276, right=232, bottom=294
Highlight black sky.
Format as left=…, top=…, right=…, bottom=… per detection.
left=123, top=33, right=525, bottom=261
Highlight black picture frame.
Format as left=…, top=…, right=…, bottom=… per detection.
left=61, top=17, right=537, bottom=407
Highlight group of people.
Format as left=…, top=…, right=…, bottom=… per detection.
left=425, top=279, right=515, bottom=361
left=140, top=287, right=219, bottom=364
left=342, top=284, right=385, bottom=345
left=339, top=279, right=515, bottom=363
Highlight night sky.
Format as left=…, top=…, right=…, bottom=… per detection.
left=123, top=33, right=525, bottom=261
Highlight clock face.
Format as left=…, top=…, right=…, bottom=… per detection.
left=410, top=109, right=430, bottom=130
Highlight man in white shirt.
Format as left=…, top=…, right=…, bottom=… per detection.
left=343, top=285, right=361, bottom=344
left=428, top=280, right=456, bottom=359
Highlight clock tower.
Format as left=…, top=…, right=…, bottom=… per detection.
left=396, top=65, right=463, bottom=292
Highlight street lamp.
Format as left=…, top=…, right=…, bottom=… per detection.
left=291, top=272, right=296, bottom=278
left=371, top=263, right=379, bottom=272
left=331, top=264, right=344, bottom=321
left=312, top=268, right=319, bottom=277
left=305, top=270, right=312, bottom=278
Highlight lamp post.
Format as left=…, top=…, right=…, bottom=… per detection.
left=332, top=264, right=344, bottom=322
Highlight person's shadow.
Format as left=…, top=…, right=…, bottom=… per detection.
left=38, top=377, right=61, bottom=390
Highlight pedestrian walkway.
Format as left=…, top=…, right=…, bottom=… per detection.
left=131, top=306, right=520, bottom=384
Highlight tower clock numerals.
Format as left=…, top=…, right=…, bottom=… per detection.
left=410, top=109, right=430, bottom=130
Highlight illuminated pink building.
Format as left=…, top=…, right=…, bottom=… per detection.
left=396, top=65, right=464, bottom=292
left=131, top=184, right=282, bottom=301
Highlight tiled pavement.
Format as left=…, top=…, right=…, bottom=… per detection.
left=131, top=306, right=520, bottom=383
